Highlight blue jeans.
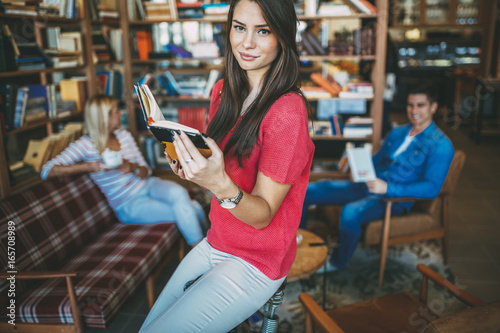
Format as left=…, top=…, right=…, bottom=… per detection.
left=139, top=238, right=286, bottom=333
left=114, top=177, right=207, bottom=245
left=300, top=180, right=407, bottom=268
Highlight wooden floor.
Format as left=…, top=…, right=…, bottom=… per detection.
left=86, top=113, right=500, bottom=333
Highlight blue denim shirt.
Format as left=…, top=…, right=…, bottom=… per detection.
left=373, top=121, right=454, bottom=202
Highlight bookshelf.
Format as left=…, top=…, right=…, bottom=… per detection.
left=0, top=3, right=97, bottom=199
left=118, top=0, right=387, bottom=154
left=0, top=0, right=389, bottom=197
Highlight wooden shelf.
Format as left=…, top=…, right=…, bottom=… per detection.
left=298, top=13, right=378, bottom=20
left=0, top=13, right=81, bottom=24
left=4, top=111, right=83, bottom=136
left=129, top=17, right=227, bottom=25
left=91, top=20, right=120, bottom=27
left=95, top=60, right=124, bottom=66
left=0, top=65, right=87, bottom=78
left=132, top=58, right=223, bottom=64
left=301, top=55, right=376, bottom=61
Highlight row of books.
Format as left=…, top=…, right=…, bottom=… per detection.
left=8, top=122, right=83, bottom=185
left=308, top=72, right=374, bottom=99
left=131, top=29, right=223, bottom=61
left=23, top=123, right=84, bottom=171
left=1, top=23, right=123, bottom=73
left=8, top=122, right=83, bottom=184
left=135, top=69, right=220, bottom=99
left=97, top=70, right=124, bottom=100
left=88, top=0, right=119, bottom=22
left=301, top=25, right=376, bottom=56
left=0, top=0, right=82, bottom=18
left=0, top=24, right=58, bottom=72
left=127, top=1, right=230, bottom=21
left=306, top=0, right=378, bottom=16
left=0, top=79, right=87, bottom=131
left=309, top=116, right=373, bottom=138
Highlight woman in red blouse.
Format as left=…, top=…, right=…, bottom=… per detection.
left=140, top=0, right=314, bottom=331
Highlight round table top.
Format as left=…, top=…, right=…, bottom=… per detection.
left=288, top=229, right=328, bottom=282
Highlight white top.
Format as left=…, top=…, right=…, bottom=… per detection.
left=393, top=133, right=415, bottom=158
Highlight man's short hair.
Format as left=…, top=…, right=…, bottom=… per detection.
left=408, top=84, right=438, bottom=105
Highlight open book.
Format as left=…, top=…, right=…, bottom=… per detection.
left=134, top=83, right=211, bottom=160
left=346, top=146, right=376, bottom=182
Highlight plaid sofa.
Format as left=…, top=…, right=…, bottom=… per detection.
left=0, top=174, right=181, bottom=330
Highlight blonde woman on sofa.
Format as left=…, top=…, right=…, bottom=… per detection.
left=41, top=95, right=207, bottom=246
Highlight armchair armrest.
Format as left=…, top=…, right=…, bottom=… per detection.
left=383, top=195, right=443, bottom=203
left=417, top=263, right=485, bottom=307
left=384, top=197, right=418, bottom=203
left=0, top=270, right=83, bottom=331
left=0, top=271, right=77, bottom=279
left=299, top=292, right=345, bottom=333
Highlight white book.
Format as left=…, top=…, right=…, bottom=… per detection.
left=347, top=146, right=376, bottom=182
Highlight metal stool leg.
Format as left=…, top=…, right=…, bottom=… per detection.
left=261, top=279, right=287, bottom=333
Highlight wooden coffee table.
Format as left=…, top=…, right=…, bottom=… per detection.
left=288, top=229, right=328, bottom=282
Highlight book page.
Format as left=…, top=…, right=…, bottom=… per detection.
left=346, top=147, right=376, bottom=182
left=142, top=84, right=165, bottom=122
left=152, top=120, right=200, bottom=134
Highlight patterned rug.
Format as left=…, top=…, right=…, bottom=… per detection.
left=247, top=240, right=467, bottom=333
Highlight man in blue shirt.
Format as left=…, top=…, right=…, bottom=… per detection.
left=301, top=84, right=455, bottom=269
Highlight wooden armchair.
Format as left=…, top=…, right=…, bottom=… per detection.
left=366, top=150, right=466, bottom=286
left=299, top=263, right=499, bottom=333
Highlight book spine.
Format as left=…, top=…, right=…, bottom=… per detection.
left=13, top=87, right=29, bottom=129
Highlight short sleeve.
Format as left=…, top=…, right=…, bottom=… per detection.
left=259, top=94, right=314, bottom=184
left=208, top=80, right=223, bottom=122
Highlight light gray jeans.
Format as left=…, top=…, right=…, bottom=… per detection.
left=139, top=238, right=286, bottom=333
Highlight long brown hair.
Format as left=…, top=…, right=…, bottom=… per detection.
left=206, top=0, right=310, bottom=166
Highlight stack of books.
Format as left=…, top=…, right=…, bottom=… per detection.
left=2, top=0, right=38, bottom=16
left=177, top=1, right=203, bottom=19
left=339, top=82, right=374, bottom=99
left=44, top=49, right=80, bottom=68
left=342, top=117, right=373, bottom=138
left=144, top=1, right=173, bottom=20
left=92, top=31, right=114, bottom=63
left=16, top=43, right=54, bottom=71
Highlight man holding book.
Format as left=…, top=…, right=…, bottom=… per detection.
left=300, top=84, right=455, bottom=270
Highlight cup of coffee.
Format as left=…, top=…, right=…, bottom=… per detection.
left=101, top=148, right=123, bottom=168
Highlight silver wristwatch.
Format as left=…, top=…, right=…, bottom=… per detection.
left=216, top=185, right=243, bottom=209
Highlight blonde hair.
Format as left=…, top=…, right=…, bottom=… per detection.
left=84, top=95, right=116, bottom=154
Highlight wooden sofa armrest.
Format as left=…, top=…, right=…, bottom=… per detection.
left=0, top=270, right=83, bottom=332
left=417, top=264, right=485, bottom=307
left=299, top=292, right=345, bottom=333
left=0, top=271, right=77, bottom=279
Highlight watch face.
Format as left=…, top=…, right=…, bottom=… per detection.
left=220, top=201, right=237, bottom=209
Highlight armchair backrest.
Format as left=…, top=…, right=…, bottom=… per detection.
left=440, top=150, right=466, bottom=196
left=412, top=150, right=466, bottom=216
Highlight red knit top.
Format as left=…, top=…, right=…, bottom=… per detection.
left=206, top=80, right=315, bottom=279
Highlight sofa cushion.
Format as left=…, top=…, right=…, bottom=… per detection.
left=16, top=222, right=179, bottom=328
left=0, top=175, right=116, bottom=296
